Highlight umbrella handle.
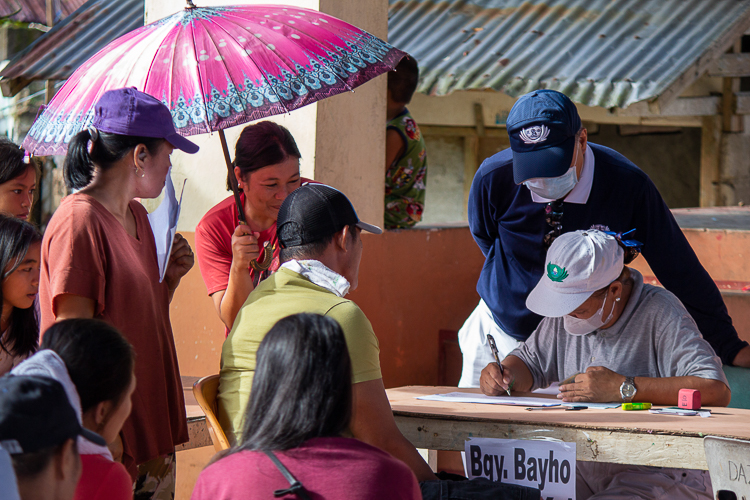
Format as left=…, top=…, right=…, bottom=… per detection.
left=219, top=129, right=247, bottom=224
left=249, top=242, right=274, bottom=272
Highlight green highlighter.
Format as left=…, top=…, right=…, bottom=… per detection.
left=622, top=402, right=652, bottom=411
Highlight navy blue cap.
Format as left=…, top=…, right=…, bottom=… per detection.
left=0, top=375, right=106, bottom=454
left=507, top=90, right=581, bottom=184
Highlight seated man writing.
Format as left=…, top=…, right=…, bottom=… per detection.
left=480, top=229, right=730, bottom=499
left=219, top=183, right=540, bottom=500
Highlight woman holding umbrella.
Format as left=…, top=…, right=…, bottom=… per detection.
left=195, top=121, right=308, bottom=331
left=39, top=87, right=199, bottom=497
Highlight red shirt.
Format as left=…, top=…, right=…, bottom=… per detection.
left=191, top=437, right=421, bottom=500
left=40, top=194, right=188, bottom=477
left=195, top=193, right=281, bottom=297
left=76, top=454, right=132, bottom=500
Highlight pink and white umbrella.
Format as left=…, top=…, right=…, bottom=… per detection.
left=23, top=2, right=405, bottom=155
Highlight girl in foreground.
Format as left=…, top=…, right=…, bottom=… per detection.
left=14, top=318, right=136, bottom=500
left=0, top=215, right=41, bottom=374
left=191, top=313, right=421, bottom=500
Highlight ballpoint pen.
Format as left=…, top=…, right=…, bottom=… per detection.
left=487, top=334, right=511, bottom=396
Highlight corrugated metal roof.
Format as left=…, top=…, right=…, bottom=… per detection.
left=0, top=0, right=143, bottom=97
left=388, top=0, right=750, bottom=109
left=0, top=0, right=86, bottom=25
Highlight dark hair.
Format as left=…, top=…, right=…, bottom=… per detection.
left=237, top=313, right=352, bottom=451
left=11, top=439, right=78, bottom=479
left=0, top=137, right=38, bottom=186
left=387, top=55, right=419, bottom=104
left=41, top=319, right=135, bottom=413
left=63, top=129, right=164, bottom=190
left=279, top=223, right=358, bottom=263
left=227, top=121, right=301, bottom=191
left=0, top=215, right=41, bottom=359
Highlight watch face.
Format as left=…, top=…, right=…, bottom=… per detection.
left=622, top=384, right=636, bottom=398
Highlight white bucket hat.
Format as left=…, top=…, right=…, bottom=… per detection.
left=526, top=230, right=624, bottom=317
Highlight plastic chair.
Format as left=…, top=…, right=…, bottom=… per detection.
left=193, top=375, right=231, bottom=452
left=723, top=366, right=750, bottom=409
left=703, top=435, right=750, bottom=500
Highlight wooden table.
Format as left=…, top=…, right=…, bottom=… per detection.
left=387, top=386, right=750, bottom=470
left=178, top=376, right=212, bottom=451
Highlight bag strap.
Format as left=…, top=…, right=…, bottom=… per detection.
left=263, top=450, right=312, bottom=500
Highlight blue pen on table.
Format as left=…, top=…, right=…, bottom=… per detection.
left=487, top=334, right=511, bottom=396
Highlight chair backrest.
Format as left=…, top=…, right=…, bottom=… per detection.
left=724, top=366, right=750, bottom=409
left=193, top=375, right=231, bottom=452
left=704, top=435, right=750, bottom=500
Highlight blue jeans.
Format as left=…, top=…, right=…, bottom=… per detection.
left=420, top=472, right=540, bottom=500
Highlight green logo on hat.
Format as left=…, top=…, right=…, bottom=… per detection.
left=547, top=262, right=568, bottom=282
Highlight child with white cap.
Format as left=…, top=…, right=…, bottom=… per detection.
left=480, top=229, right=730, bottom=499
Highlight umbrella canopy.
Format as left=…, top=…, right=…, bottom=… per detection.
left=23, top=3, right=405, bottom=155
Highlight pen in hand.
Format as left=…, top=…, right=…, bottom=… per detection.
left=487, top=334, right=511, bottom=396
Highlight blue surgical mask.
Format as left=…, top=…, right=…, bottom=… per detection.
left=524, top=146, right=580, bottom=200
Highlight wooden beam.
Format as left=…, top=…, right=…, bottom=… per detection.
left=420, top=125, right=506, bottom=137
left=708, top=53, right=750, bottom=77
left=618, top=96, right=720, bottom=117
left=648, top=11, right=750, bottom=113
left=394, top=415, right=709, bottom=470
left=473, top=103, right=485, bottom=137
left=722, top=41, right=744, bottom=132
left=700, top=116, right=722, bottom=207
left=463, top=135, right=479, bottom=220
left=734, top=91, right=750, bottom=114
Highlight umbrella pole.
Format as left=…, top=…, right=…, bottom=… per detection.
left=219, top=129, right=246, bottom=224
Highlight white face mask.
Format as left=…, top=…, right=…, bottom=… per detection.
left=524, top=145, right=580, bottom=200
left=563, top=289, right=616, bottom=336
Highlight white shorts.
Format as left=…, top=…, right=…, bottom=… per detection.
left=458, top=300, right=521, bottom=388
left=577, top=462, right=712, bottom=500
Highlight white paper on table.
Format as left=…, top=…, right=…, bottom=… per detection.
left=416, top=392, right=561, bottom=407
left=533, top=382, right=561, bottom=395
left=417, top=392, right=622, bottom=409
left=147, top=172, right=186, bottom=283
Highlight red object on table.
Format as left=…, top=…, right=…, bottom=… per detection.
left=678, top=389, right=701, bottom=410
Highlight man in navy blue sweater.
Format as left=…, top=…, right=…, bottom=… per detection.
left=458, top=89, right=750, bottom=388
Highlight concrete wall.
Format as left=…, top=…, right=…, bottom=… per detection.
left=171, top=227, right=485, bottom=386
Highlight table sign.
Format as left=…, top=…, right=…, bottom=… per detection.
left=465, top=437, right=576, bottom=500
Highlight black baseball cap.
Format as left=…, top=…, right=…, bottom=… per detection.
left=507, top=89, right=582, bottom=184
left=0, top=375, right=106, bottom=454
left=278, top=184, right=382, bottom=248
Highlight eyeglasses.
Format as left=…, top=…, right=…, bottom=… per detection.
left=543, top=200, right=563, bottom=248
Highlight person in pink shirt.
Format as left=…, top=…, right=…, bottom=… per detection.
left=191, top=313, right=422, bottom=500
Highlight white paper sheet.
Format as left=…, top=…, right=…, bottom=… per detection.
left=147, top=172, right=186, bottom=283
left=416, top=392, right=561, bottom=407
left=416, top=392, right=622, bottom=409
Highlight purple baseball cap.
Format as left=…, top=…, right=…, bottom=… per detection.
left=92, top=87, right=199, bottom=154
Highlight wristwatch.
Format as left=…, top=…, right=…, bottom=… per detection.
left=620, top=376, right=636, bottom=402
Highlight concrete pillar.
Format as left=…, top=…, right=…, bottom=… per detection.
left=144, top=0, right=387, bottom=230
